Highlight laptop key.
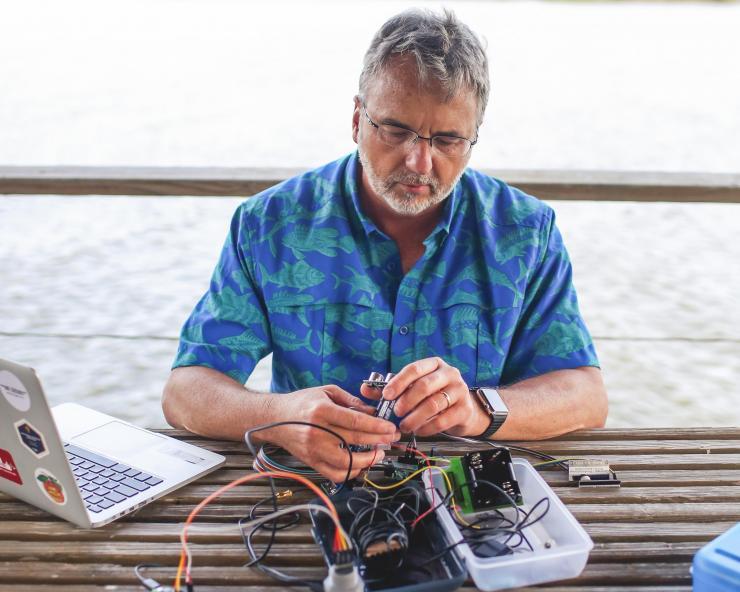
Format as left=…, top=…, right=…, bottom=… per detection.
left=87, top=495, right=104, bottom=505
left=88, top=464, right=105, bottom=474
left=114, top=484, right=138, bottom=497
left=82, top=483, right=98, bottom=492
left=121, top=477, right=149, bottom=492
left=88, top=505, right=102, bottom=513
left=93, top=486, right=110, bottom=496
left=110, top=474, right=126, bottom=482
left=134, top=472, right=153, bottom=482
left=100, top=469, right=115, bottom=478
left=145, top=476, right=164, bottom=487
left=124, top=468, right=141, bottom=478
left=104, top=491, right=126, bottom=504
left=110, top=463, right=130, bottom=473
left=103, top=479, right=120, bottom=489
left=68, top=456, right=85, bottom=466
left=92, top=476, right=107, bottom=486
left=72, top=467, right=86, bottom=476
left=79, top=461, right=93, bottom=470
left=98, top=499, right=114, bottom=510
left=64, top=444, right=117, bottom=468
left=81, top=491, right=95, bottom=500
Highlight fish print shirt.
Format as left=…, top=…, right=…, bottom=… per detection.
left=173, top=152, right=599, bottom=398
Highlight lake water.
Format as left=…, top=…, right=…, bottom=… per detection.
left=1, top=1, right=739, bottom=429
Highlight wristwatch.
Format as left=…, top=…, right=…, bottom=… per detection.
left=470, top=387, right=509, bottom=439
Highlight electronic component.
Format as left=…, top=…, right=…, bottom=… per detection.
left=446, top=448, right=523, bottom=513
left=363, top=372, right=402, bottom=427
left=567, top=459, right=621, bottom=488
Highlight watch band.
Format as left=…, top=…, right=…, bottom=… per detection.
left=470, top=387, right=508, bottom=439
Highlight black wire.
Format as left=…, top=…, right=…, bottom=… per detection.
left=240, top=421, right=354, bottom=591
left=244, top=421, right=354, bottom=493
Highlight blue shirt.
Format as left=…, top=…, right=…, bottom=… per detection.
left=173, top=152, right=599, bottom=397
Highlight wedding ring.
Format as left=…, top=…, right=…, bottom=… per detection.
left=440, top=391, right=452, bottom=411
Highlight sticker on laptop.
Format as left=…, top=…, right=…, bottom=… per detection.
left=35, top=468, right=66, bottom=505
left=0, top=448, right=23, bottom=485
left=15, top=420, right=49, bottom=459
left=0, top=370, right=31, bottom=412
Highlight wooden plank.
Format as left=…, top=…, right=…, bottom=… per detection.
left=0, top=561, right=695, bottom=585
left=178, top=438, right=740, bottom=455
left=0, top=540, right=703, bottom=564
left=1, top=166, right=739, bottom=203
left=189, top=468, right=740, bottom=487
left=162, top=427, right=740, bottom=441
left=6, top=482, right=732, bottom=506
left=0, top=587, right=696, bottom=592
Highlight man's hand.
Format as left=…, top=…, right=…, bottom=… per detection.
left=260, top=385, right=400, bottom=482
left=361, top=357, right=487, bottom=437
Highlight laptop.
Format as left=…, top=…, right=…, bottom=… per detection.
left=0, top=357, right=225, bottom=528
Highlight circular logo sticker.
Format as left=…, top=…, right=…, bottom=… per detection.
left=0, top=370, right=31, bottom=412
left=35, top=468, right=66, bottom=506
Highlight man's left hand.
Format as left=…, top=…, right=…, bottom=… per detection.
left=361, top=357, right=488, bottom=437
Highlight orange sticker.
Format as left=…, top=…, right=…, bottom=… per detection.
left=34, top=468, right=66, bottom=505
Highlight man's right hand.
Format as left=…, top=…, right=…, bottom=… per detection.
left=258, top=384, right=400, bottom=482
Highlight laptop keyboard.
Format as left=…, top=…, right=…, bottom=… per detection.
left=64, top=443, right=163, bottom=514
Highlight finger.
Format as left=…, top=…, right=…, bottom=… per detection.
left=325, top=425, right=400, bottom=447
left=413, top=404, right=465, bottom=437
left=324, top=385, right=377, bottom=414
left=360, top=382, right=383, bottom=401
left=324, top=401, right=397, bottom=435
left=382, top=357, right=445, bottom=400
left=393, top=369, right=452, bottom=417
left=319, top=442, right=384, bottom=473
left=399, top=389, right=453, bottom=433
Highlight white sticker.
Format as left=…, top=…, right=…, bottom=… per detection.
left=0, top=370, right=31, bottom=412
left=34, top=468, right=67, bottom=506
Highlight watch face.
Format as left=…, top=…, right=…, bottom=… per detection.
left=480, top=388, right=508, bottom=414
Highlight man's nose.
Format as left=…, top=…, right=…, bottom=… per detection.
left=404, top=139, right=434, bottom=176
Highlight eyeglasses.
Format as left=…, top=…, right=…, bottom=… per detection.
left=362, top=103, right=477, bottom=158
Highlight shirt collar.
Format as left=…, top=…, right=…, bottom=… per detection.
left=344, top=151, right=462, bottom=243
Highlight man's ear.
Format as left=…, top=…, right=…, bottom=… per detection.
left=351, top=95, right=362, bottom=144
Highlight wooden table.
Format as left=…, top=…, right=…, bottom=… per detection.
left=1, top=427, right=738, bottom=591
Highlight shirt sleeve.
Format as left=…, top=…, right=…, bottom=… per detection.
left=172, top=204, right=272, bottom=384
left=500, top=208, right=599, bottom=385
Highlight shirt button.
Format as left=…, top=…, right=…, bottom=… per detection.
left=399, top=325, right=409, bottom=335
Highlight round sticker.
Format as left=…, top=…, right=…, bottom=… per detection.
left=35, top=468, right=66, bottom=506
left=0, top=370, right=31, bottom=412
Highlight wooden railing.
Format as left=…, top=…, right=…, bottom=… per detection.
left=1, top=166, right=739, bottom=202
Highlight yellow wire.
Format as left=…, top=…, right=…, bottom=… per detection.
left=364, top=465, right=475, bottom=527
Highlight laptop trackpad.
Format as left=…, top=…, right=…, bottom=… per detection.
left=72, top=421, right=165, bottom=458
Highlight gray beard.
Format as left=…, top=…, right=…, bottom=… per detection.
left=358, top=148, right=461, bottom=216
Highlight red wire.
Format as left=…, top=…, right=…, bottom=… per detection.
left=391, top=443, right=437, bottom=527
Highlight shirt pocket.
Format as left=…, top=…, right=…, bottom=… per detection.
left=265, top=304, right=325, bottom=392
left=320, top=303, right=394, bottom=395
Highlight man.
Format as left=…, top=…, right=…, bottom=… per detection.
left=162, top=9, right=608, bottom=482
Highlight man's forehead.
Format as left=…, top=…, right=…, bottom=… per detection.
left=364, top=56, right=477, bottom=123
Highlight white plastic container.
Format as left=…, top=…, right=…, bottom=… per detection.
left=423, top=458, right=593, bottom=591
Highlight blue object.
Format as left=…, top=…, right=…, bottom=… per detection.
left=173, top=152, right=599, bottom=395
left=693, top=522, right=740, bottom=591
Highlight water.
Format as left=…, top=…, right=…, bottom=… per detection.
left=1, top=1, right=739, bottom=429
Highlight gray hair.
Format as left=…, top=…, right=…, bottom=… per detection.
left=359, top=9, right=490, bottom=127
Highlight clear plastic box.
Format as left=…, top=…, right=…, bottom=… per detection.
left=424, top=457, right=593, bottom=591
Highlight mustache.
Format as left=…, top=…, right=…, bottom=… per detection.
left=386, top=172, right=439, bottom=189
